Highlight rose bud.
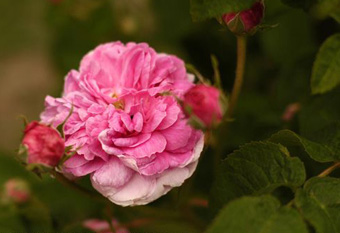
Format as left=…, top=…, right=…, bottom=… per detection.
left=83, top=219, right=130, bottom=233
left=22, top=121, right=65, bottom=167
left=3, top=179, right=30, bottom=204
left=183, top=84, right=224, bottom=128
left=222, top=1, right=265, bottom=35
left=282, top=102, right=301, bottom=122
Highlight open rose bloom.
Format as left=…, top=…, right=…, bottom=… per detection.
left=40, top=42, right=204, bottom=206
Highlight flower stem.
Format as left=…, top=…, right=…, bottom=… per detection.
left=318, top=162, right=340, bottom=177
left=285, top=162, right=340, bottom=208
left=226, top=36, right=247, bottom=120
left=214, top=36, right=247, bottom=175
left=52, top=170, right=104, bottom=202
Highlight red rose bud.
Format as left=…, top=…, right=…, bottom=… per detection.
left=3, top=179, right=30, bottom=204
left=222, top=1, right=264, bottom=35
left=183, top=84, right=224, bottom=128
left=22, top=121, right=65, bottom=167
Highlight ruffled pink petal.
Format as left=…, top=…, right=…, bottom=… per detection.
left=64, top=155, right=105, bottom=176
left=122, top=132, right=167, bottom=158
left=161, top=120, right=192, bottom=151
left=91, top=156, right=133, bottom=189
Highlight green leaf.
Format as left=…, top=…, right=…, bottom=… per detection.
left=207, top=196, right=308, bottom=233
left=210, top=142, right=306, bottom=211
left=299, top=88, right=340, bottom=136
left=18, top=198, right=53, bottom=233
left=269, top=126, right=340, bottom=162
left=311, top=34, right=340, bottom=94
left=330, top=9, right=340, bottom=23
left=309, top=0, right=340, bottom=23
left=133, top=220, right=199, bottom=233
left=190, top=0, right=256, bottom=22
left=295, top=177, right=340, bottom=233
left=0, top=207, right=25, bottom=233
left=280, top=0, right=317, bottom=9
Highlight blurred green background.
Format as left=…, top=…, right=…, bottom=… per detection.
left=0, top=0, right=339, bottom=232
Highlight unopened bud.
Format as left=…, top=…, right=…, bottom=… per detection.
left=21, top=121, right=65, bottom=167
left=183, top=84, right=225, bottom=129
left=222, top=1, right=265, bottom=36
left=3, top=179, right=30, bottom=204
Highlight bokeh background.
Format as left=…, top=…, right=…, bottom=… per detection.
left=0, top=0, right=339, bottom=232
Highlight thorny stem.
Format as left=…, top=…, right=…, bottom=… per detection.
left=317, top=162, right=340, bottom=178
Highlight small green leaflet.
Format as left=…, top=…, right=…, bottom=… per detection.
left=311, top=34, right=340, bottom=94
left=295, top=177, right=340, bottom=233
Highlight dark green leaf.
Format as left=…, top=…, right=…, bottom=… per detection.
left=190, top=0, right=256, bottom=22
left=311, top=34, right=340, bottom=94
left=269, top=126, right=340, bottom=162
left=133, top=220, right=199, bottom=233
left=0, top=207, right=25, bottom=233
left=310, top=0, right=340, bottom=23
left=295, top=177, right=340, bottom=233
left=210, top=142, right=306, bottom=211
left=207, top=196, right=308, bottom=233
left=259, top=10, right=317, bottom=65
left=280, top=0, right=317, bottom=9
left=18, top=198, right=53, bottom=233
left=299, top=88, right=340, bottom=136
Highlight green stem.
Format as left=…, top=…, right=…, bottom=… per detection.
left=226, top=36, right=247, bottom=120
left=214, top=36, right=247, bottom=174
left=52, top=170, right=104, bottom=202
left=285, top=162, right=340, bottom=208
left=318, top=162, right=340, bottom=177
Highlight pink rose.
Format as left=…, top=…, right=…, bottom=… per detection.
left=22, top=121, right=65, bottom=167
left=183, top=84, right=223, bottom=128
left=40, top=42, right=204, bottom=206
left=222, top=1, right=264, bottom=35
left=3, top=179, right=30, bottom=204
left=83, top=219, right=129, bottom=233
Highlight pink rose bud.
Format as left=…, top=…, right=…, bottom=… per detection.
left=183, top=84, right=224, bottom=128
left=22, top=121, right=65, bottom=167
left=83, top=219, right=130, bottom=233
left=3, top=179, right=30, bottom=204
left=282, top=102, right=301, bottom=122
left=222, top=1, right=265, bottom=35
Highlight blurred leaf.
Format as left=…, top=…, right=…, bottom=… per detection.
left=309, top=0, right=340, bottom=22
left=190, top=0, right=256, bottom=22
left=331, top=10, right=340, bottom=22
left=206, top=196, right=308, bottom=233
left=275, top=58, right=312, bottom=106
left=0, top=206, right=25, bottom=233
left=299, top=88, right=340, bottom=136
left=133, top=220, right=199, bottom=233
left=269, top=125, right=340, bottom=162
left=259, top=10, right=316, bottom=65
left=18, top=198, right=53, bottom=233
left=210, top=142, right=306, bottom=211
left=220, top=92, right=282, bottom=150
left=280, top=0, right=317, bottom=9
left=295, top=177, right=340, bottom=233
left=311, top=34, right=340, bottom=94
left=61, top=223, right=93, bottom=233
